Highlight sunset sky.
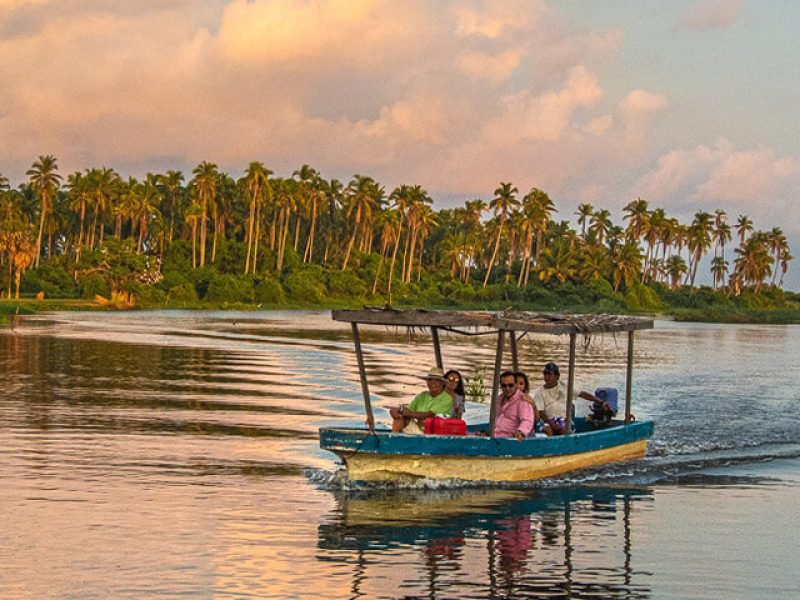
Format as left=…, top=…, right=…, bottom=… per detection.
left=1, top=0, right=798, bottom=287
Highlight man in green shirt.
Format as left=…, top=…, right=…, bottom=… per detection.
left=390, top=367, right=453, bottom=433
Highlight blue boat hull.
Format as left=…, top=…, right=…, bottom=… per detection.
left=319, top=418, right=654, bottom=482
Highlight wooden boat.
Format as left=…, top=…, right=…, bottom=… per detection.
left=319, top=308, right=655, bottom=483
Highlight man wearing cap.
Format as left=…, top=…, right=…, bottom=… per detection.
left=534, top=362, right=599, bottom=435
left=390, top=367, right=453, bottom=433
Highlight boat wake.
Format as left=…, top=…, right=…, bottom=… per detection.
left=306, top=441, right=800, bottom=491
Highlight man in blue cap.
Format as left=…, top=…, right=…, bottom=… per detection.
left=533, top=362, right=601, bottom=435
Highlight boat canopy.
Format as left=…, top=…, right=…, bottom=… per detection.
left=332, top=308, right=654, bottom=433
left=332, top=308, right=653, bottom=335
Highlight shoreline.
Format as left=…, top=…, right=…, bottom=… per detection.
left=2, top=297, right=799, bottom=325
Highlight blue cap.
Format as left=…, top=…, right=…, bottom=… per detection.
left=543, top=362, right=560, bottom=376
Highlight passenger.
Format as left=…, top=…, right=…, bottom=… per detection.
left=533, top=362, right=598, bottom=436
left=444, top=369, right=466, bottom=419
left=514, top=370, right=545, bottom=434
left=584, top=389, right=617, bottom=427
left=491, top=370, right=534, bottom=441
left=390, top=367, right=453, bottom=434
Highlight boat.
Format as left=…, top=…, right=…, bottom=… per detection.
left=319, top=308, right=655, bottom=483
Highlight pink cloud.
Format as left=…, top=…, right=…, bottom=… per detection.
left=680, top=0, right=743, bottom=31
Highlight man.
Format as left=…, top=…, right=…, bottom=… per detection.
left=491, top=370, right=534, bottom=441
left=533, top=362, right=600, bottom=435
left=390, top=367, right=453, bottom=433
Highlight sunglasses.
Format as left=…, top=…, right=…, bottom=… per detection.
left=500, top=383, right=516, bottom=389
left=448, top=376, right=460, bottom=382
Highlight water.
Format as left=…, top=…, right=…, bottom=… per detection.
left=1, top=311, right=798, bottom=598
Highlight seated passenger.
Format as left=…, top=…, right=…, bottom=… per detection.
left=533, top=362, right=598, bottom=436
left=491, top=370, right=534, bottom=441
left=444, top=369, right=465, bottom=419
left=390, top=367, right=453, bottom=434
left=514, top=370, right=544, bottom=432
left=584, top=388, right=618, bottom=427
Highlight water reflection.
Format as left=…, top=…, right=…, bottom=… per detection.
left=318, top=486, right=653, bottom=598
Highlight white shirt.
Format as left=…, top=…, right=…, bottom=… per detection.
left=533, top=381, right=577, bottom=420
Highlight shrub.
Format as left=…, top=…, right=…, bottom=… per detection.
left=283, top=267, right=326, bottom=304
left=624, top=284, right=662, bottom=312
left=204, top=274, right=254, bottom=304
left=326, top=270, right=367, bottom=299
left=254, top=277, right=285, bottom=304
left=21, top=261, right=80, bottom=298
left=79, top=273, right=111, bottom=300
left=167, top=282, right=199, bottom=304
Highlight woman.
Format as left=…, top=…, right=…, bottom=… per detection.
left=514, top=370, right=543, bottom=433
left=444, top=369, right=466, bottom=419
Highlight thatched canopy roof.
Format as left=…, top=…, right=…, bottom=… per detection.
left=332, top=308, right=654, bottom=335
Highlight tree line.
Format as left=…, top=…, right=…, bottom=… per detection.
left=0, top=155, right=793, bottom=308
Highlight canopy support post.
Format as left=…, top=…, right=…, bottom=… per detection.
left=625, top=330, right=635, bottom=424
left=431, top=326, right=443, bottom=370
left=351, top=323, right=375, bottom=431
left=488, top=329, right=505, bottom=433
left=565, top=333, right=577, bottom=435
left=510, top=332, right=519, bottom=372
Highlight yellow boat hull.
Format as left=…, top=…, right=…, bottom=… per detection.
left=341, top=439, right=648, bottom=482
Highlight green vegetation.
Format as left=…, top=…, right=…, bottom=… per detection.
left=0, top=156, right=797, bottom=323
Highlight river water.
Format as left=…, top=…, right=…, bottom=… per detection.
left=1, top=310, right=798, bottom=598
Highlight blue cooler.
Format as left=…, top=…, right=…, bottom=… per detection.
left=594, top=387, right=618, bottom=413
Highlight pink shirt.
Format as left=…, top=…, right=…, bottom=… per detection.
left=492, top=389, right=534, bottom=438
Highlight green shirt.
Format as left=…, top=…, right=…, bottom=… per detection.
left=408, top=390, right=453, bottom=417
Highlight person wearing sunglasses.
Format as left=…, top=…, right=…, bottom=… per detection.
left=444, top=369, right=465, bottom=419
left=491, top=370, right=534, bottom=441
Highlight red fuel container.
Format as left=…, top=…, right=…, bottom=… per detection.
left=423, top=417, right=467, bottom=436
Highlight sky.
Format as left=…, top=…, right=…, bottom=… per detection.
left=1, top=0, right=798, bottom=289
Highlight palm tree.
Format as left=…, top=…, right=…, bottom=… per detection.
left=733, top=232, right=773, bottom=293
left=158, top=170, right=185, bottom=244
left=522, top=188, right=556, bottom=284
left=243, top=162, right=272, bottom=274
left=184, top=201, right=203, bottom=269
left=87, top=167, right=119, bottom=249
left=26, top=155, right=62, bottom=268
left=713, top=209, right=731, bottom=261
left=191, top=161, right=219, bottom=267
left=386, top=185, right=414, bottom=294
left=623, top=197, right=650, bottom=243
left=610, top=241, right=643, bottom=292
left=588, top=208, right=613, bottom=247
left=736, top=214, right=753, bottom=244
left=767, top=227, right=786, bottom=286
left=685, top=211, right=713, bottom=287
left=292, top=165, right=321, bottom=264
left=483, top=182, right=519, bottom=287
left=403, top=185, right=431, bottom=283
left=578, top=244, right=610, bottom=283
left=710, top=256, right=728, bottom=290
left=575, top=203, right=594, bottom=239
left=666, top=255, right=688, bottom=290
left=538, top=239, right=577, bottom=284
left=65, top=171, right=92, bottom=262
left=342, top=175, right=383, bottom=271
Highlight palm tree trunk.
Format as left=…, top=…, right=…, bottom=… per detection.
left=483, top=227, right=502, bottom=287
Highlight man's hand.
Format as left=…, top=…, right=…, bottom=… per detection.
left=515, top=430, right=525, bottom=441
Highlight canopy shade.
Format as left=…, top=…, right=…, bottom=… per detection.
left=332, top=308, right=654, bottom=336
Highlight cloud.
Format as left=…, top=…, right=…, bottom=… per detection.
left=680, top=0, right=743, bottom=31
left=482, top=65, right=603, bottom=144
left=633, top=140, right=800, bottom=233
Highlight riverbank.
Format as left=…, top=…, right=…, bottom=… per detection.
left=2, top=294, right=800, bottom=324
